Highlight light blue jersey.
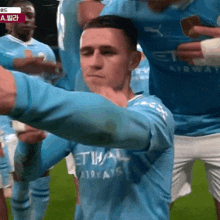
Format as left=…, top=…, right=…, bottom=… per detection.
left=100, top=0, right=220, bottom=136
left=56, top=0, right=82, bottom=91
left=9, top=71, right=174, bottom=219
left=0, top=34, right=56, bottom=67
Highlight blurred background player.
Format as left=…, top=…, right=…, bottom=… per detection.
left=130, top=44, right=149, bottom=96
left=0, top=0, right=61, bottom=219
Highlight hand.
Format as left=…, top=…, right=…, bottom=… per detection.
left=176, top=26, right=220, bottom=65
left=17, top=125, right=46, bottom=144
left=13, top=57, right=62, bottom=74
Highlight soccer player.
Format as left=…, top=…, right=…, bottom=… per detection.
left=76, top=0, right=220, bottom=218
left=0, top=15, right=174, bottom=219
left=0, top=0, right=59, bottom=219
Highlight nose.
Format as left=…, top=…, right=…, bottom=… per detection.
left=89, top=50, right=103, bottom=69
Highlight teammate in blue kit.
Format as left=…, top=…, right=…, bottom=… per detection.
left=75, top=0, right=220, bottom=218
left=0, top=1, right=59, bottom=219
left=0, top=15, right=174, bottom=219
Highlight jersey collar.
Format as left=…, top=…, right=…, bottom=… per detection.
left=6, top=34, right=34, bottom=47
left=128, top=93, right=144, bottom=103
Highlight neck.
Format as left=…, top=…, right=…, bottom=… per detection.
left=93, top=77, right=135, bottom=107
left=11, top=33, right=32, bottom=42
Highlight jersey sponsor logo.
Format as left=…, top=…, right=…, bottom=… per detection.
left=80, top=166, right=123, bottom=179
left=75, top=149, right=130, bottom=166
left=75, top=149, right=130, bottom=180
left=153, top=50, right=220, bottom=74
left=144, top=25, right=163, bottom=37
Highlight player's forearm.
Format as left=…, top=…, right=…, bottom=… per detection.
left=0, top=67, right=16, bottom=115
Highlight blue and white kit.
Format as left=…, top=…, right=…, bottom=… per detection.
left=5, top=70, right=175, bottom=220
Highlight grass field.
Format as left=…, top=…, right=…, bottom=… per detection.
left=5, top=159, right=217, bottom=220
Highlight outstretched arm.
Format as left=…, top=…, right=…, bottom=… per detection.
left=0, top=68, right=174, bottom=150
left=5, top=70, right=174, bottom=150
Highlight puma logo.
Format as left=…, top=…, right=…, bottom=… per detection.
left=144, top=25, right=163, bottom=37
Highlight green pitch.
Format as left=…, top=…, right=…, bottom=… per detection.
left=6, top=159, right=217, bottom=219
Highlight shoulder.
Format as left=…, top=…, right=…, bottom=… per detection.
left=129, top=95, right=166, bottom=110
left=0, top=35, right=9, bottom=43
left=32, top=39, right=53, bottom=52
left=129, top=94, right=174, bottom=127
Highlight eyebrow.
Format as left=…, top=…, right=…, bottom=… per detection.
left=80, top=45, right=117, bottom=52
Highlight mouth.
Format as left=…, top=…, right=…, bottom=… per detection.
left=21, top=25, right=36, bottom=30
left=87, top=74, right=104, bottom=78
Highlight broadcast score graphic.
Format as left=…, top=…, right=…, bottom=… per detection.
left=0, top=7, right=25, bottom=23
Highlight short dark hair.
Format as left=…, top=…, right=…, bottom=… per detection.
left=7, top=0, right=34, bottom=7
left=83, top=15, right=138, bottom=50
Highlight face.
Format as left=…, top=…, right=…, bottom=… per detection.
left=146, top=0, right=184, bottom=12
left=11, top=3, right=36, bottom=38
left=80, top=28, right=137, bottom=92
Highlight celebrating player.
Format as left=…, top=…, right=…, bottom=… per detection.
left=0, top=15, right=174, bottom=219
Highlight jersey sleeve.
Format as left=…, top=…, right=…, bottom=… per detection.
left=128, top=96, right=174, bottom=152
left=99, top=0, right=135, bottom=18
left=14, top=133, right=73, bottom=181
left=9, top=71, right=174, bottom=151
left=0, top=47, right=14, bottom=70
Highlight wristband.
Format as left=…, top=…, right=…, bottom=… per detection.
left=193, top=38, right=220, bottom=66
left=11, top=120, right=26, bottom=134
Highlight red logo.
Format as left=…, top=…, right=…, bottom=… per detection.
left=0, top=13, right=25, bottom=23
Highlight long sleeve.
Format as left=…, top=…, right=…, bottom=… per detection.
left=15, top=133, right=72, bottom=181
left=9, top=71, right=174, bottom=150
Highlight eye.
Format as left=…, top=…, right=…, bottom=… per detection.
left=101, top=50, right=116, bottom=56
left=80, top=50, right=93, bottom=56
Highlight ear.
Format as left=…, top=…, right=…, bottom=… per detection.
left=128, top=51, right=142, bottom=71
